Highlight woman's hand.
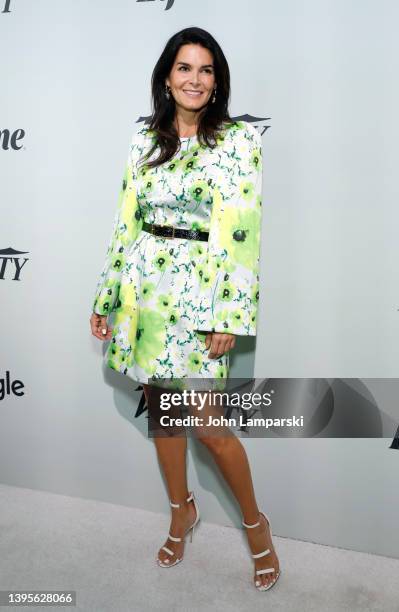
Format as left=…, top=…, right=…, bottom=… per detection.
left=90, top=312, right=113, bottom=341
left=205, top=332, right=236, bottom=359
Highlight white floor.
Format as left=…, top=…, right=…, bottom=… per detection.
left=0, top=483, right=398, bottom=611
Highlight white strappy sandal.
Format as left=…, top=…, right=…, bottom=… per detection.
left=242, top=511, right=281, bottom=591
left=157, top=491, right=200, bottom=568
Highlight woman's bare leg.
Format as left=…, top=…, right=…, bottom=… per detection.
left=191, top=394, right=280, bottom=589
left=143, top=383, right=197, bottom=565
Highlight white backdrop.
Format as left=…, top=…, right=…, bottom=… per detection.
left=1, top=0, right=398, bottom=558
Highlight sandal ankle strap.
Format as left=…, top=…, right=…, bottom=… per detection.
left=170, top=491, right=194, bottom=508
left=242, top=510, right=270, bottom=530
left=242, top=515, right=260, bottom=528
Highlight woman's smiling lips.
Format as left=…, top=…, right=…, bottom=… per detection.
left=183, top=90, right=203, bottom=97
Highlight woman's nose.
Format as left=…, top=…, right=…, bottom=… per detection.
left=190, top=73, right=201, bottom=85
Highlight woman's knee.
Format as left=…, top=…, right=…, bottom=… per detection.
left=196, top=434, right=233, bottom=456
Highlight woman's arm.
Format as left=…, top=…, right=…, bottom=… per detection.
left=196, top=121, right=263, bottom=336
left=92, top=129, right=144, bottom=316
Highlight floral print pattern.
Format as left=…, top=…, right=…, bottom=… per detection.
left=92, top=121, right=263, bottom=387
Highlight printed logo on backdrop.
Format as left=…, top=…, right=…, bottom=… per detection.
left=137, top=0, right=175, bottom=11
left=0, top=248, right=29, bottom=280
left=231, top=114, right=270, bottom=136
left=0, top=371, right=25, bottom=401
left=0, top=129, right=25, bottom=150
left=137, top=113, right=270, bottom=135
left=1, top=0, right=11, bottom=13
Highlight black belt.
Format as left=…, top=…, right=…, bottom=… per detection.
left=142, top=221, right=209, bottom=241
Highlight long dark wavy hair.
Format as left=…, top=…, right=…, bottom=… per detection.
left=139, top=26, right=235, bottom=170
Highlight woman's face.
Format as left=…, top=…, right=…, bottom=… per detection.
left=166, top=43, right=216, bottom=113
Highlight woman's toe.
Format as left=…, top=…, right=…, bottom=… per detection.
left=268, top=572, right=276, bottom=586
left=255, top=571, right=274, bottom=589
left=268, top=571, right=278, bottom=587
left=157, top=549, right=169, bottom=565
left=262, top=574, right=270, bottom=588
left=254, top=574, right=264, bottom=589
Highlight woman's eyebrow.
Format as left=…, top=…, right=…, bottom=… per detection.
left=176, top=61, right=214, bottom=68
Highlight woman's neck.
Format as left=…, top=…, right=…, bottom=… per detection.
left=174, top=110, right=199, bottom=138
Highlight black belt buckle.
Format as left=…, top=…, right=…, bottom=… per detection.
left=188, top=229, right=199, bottom=240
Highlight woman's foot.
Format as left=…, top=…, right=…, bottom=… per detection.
left=244, top=511, right=280, bottom=590
left=157, top=494, right=198, bottom=566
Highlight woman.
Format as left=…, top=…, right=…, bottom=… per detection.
left=90, top=26, right=280, bottom=592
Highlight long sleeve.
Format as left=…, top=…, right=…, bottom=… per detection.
left=92, top=130, right=144, bottom=316
left=195, top=121, right=263, bottom=336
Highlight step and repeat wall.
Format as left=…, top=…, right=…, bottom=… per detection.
left=1, top=0, right=399, bottom=557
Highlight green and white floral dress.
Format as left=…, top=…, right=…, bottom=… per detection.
left=92, top=120, right=263, bottom=388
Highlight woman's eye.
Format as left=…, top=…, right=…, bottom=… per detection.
left=177, top=66, right=213, bottom=74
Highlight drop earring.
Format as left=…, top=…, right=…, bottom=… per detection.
left=211, top=88, right=217, bottom=103
left=165, top=85, right=171, bottom=100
